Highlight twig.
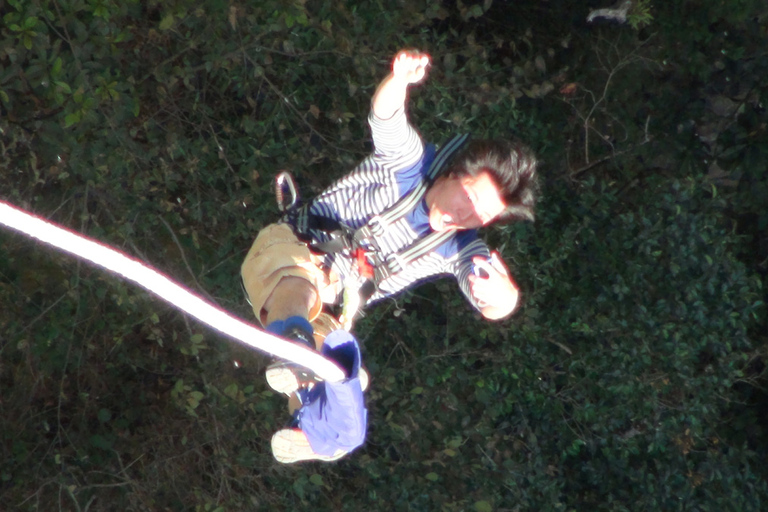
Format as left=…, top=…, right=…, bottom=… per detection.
left=17, top=293, right=68, bottom=336
left=158, top=216, right=214, bottom=303
left=564, top=37, right=651, bottom=168
left=206, top=122, right=238, bottom=177
left=199, top=248, right=248, bottom=277
left=477, top=444, right=498, bottom=469
left=17, top=478, right=55, bottom=508
left=545, top=336, right=574, bottom=355
left=79, top=481, right=135, bottom=490
left=87, top=190, right=152, bottom=263
left=158, top=217, right=216, bottom=336
left=83, top=495, right=97, bottom=512
left=50, top=0, right=80, bottom=70
left=113, top=450, right=145, bottom=477
left=247, top=57, right=351, bottom=155
left=141, top=36, right=270, bottom=83
left=570, top=115, right=652, bottom=178
left=139, top=45, right=196, bottom=84
left=63, top=482, right=83, bottom=512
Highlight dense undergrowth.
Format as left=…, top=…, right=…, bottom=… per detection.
left=1, top=0, right=767, bottom=510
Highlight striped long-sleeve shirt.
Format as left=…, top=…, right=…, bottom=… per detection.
left=288, top=107, right=491, bottom=310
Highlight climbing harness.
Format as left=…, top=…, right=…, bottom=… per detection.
left=283, top=133, right=470, bottom=327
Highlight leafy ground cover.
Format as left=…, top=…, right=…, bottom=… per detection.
left=1, top=0, right=766, bottom=510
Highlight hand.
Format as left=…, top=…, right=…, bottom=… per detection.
left=391, top=50, right=430, bottom=85
left=371, top=50, right=430, bottom=120
left=468, top=252, right=520, bottom=320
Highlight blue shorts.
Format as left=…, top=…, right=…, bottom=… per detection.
left=294, top=330, right=367, bottom=456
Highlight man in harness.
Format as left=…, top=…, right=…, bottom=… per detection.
left=241, top=50, right=538, bottom=463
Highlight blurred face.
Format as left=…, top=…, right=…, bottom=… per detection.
left=425, top=170, right=506, bottom=231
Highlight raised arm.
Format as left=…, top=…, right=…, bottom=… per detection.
left=371, top=50, right=430, bottom=120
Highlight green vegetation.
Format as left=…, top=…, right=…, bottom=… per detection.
left=1, top=0, right=766, bottom=510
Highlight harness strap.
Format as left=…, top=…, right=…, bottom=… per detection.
left=291, top=133, right=470, bottom=287
left=362, top=134, right=468, bottom=281
left=364, top=133, right=470, bottom=241
left=374, top=229, right=456, bottom=283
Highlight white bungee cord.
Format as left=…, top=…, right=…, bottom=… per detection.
left=0, top=200, right=345, bottom=383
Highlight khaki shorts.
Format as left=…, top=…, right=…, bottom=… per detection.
left=240, top=223, right=340, bottom=325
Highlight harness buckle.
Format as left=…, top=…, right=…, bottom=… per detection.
left=275, top=171, right=300, bottom=212
left=354, top=248, right=374, bottom=280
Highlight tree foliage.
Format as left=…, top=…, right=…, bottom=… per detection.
left=1, top=0, right=767, bottom=510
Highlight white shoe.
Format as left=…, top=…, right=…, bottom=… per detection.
left=271, top=429, right=346, bottom=464
left=267, top=356, right=369, bottom=394
left=268, top=363, right=368, bottom=393
left=265, top=363, right=301, bottom=395
left=358, top=368, right=369, bottom=392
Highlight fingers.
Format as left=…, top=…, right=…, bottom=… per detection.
left=472, top=257, right=493, bottom=273
left=470, top=253, right=519, bottom=314
left=472, top=278, right=518, bottom=313
left=473, top=253, right=509, bottom=274
left=392, top=50, right=430, bottom=84
left=472, top=257, right=499, bottom=280
left=394, top=50, right=430, bottom=69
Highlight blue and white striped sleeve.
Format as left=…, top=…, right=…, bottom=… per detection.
left=368, top=107, right=424, bottom=171
left=452, top=236, right=492, bottom=311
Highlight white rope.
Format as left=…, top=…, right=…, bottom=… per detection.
left=0, top=200, right=345, bottom=382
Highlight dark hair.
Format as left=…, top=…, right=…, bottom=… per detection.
left=446, top=138, right=538, bottom=223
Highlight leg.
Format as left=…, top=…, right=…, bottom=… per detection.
left=240, top=224, right=324, bottom=326
left=263, top=276, right=318, bottom=327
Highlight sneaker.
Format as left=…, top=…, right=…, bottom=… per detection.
left=265, top=363, right=301, bottom=395
left=265, top=360, right=319, bottom=395
left=271, top=428, right=346, bottom=464
left=358, top=367, right=370, bottom=392
left=266, top=359, right=369, bottom=394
